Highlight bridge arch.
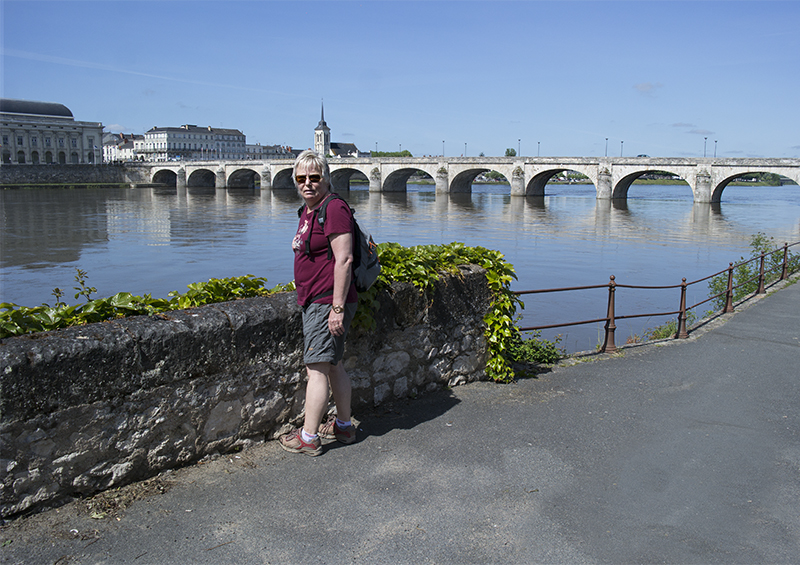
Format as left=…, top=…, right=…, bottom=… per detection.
left=450, top=167, right=491, bottom=193
left=525, top=165, right=599, bottom=197
left=227, top=167, right=260, bottom=188
left=445, top=162, right=519, bottom=194
left=152, top=168, right=177, bottom=186
left=383, top=167, right=424, bottom=192
left=611, top=169, right=691, bottom=199
left=377, top=162, right=441, bottom=192
left=272, top=166, right=295, bottom=190
left=330, top=166, right=370, bottom=191
left=710, top=170, right=797, bottom=203
left=187, top=168, right=216, bottom=187
left=527, top=169, right=569, bottom=196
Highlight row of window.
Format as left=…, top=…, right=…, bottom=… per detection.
left=2, top=134, right=91, bottom=148
left=143, top=142, right=244, bottom=151
left=2, top=150, right=83, bottom=164
left=146, top=134, right=244, bottom=142
left=144, top=152, right=246, bottom=162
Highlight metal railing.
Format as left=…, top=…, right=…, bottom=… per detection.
left=514, top=241, right=800, bottom=353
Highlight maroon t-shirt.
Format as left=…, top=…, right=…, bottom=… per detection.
left=292, top=194, right=358, bottom=307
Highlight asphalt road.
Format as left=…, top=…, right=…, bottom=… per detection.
left=3, top=278, right=799, bottom=565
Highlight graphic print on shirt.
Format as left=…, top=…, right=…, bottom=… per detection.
left=292, top=217, right=310, bottom=253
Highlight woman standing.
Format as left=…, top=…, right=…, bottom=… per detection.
left=280, top=150, right=358, bottom=456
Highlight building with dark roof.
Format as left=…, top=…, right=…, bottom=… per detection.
left=1, top=98, right=103, bottom=165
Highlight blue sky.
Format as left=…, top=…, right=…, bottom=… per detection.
left=2, top=0, right=798, bottom=158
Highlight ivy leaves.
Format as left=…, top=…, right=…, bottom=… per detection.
left=358, top=242, right=524, bottom=383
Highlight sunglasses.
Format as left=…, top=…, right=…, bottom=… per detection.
left=295, top=174, right=323, bottom=184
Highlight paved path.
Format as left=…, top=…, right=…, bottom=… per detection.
left=3, top=279, right=799, bottom=564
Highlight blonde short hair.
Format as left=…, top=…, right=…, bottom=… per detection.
left=293, top=150, right=331, bottom=187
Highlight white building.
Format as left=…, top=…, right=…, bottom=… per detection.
left=103, top=132, right=142, bottom=163
left=1, top=98, right=103, bottom=165
left=140, top=124, right=246, bottom=162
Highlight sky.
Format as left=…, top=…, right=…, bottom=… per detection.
left=1, top=0, right=798, bottom=159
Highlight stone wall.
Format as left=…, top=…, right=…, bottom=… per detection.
left=0, top=266, right=491, bottom=519
left=0, top=164, right=151, bottom=186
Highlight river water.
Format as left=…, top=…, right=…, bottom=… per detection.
left=2, top=182, right=798, bottom=352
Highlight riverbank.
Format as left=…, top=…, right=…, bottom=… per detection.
left=3, top=273, right=798, bottom=563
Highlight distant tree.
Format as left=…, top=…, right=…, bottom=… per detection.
left=740, top=172, right=793, bottom=185
left=371, top=150, right=413, bottom=157
left=505, top=148, right=516, bottom=157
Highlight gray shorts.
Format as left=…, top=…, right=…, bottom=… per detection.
left=302, top=302, right=358, bottom=365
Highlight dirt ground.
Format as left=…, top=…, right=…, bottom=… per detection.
left=0, top=446, right=267, bottom=562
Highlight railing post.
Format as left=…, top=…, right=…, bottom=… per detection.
left=781, top=243, right=789, bottom=280
left=676, top=278, right=689, bottom=339
left=601, top=275, right=617, bottom=353
left=723, top=262, right=735, bottom=313
left=757, top=252, right=766, bottom=294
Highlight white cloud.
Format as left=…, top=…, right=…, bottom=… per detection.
left=634, top=82, right=664, bottom=96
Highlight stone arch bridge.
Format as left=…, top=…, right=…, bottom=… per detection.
left=138, top=157, right=800, bottom=203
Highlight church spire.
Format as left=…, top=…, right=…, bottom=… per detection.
left=318, top=99, right=327, bottom=128
left=314, top=99, right=330, bottom=156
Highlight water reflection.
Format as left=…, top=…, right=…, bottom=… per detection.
left=2, top=183, right=798, bottom=352
left=2, top=188, right=109, bottom=267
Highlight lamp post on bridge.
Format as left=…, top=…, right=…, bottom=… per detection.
left=442, top=140, right=445, bottom=157
left=518, top=139, right=520, bottom=156
left=704, top=137, right=707, bottom=158
left=714, top=140, right=718, bottom=158
left=464, top=142, right=467, bottom=157
left=605, top=138, right=608, bottom=157
left=537, top=141, right=540, bottom=157
left=620, top=141, right=624, bottom=157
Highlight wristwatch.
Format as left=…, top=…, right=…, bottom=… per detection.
left=332, top=304, right=344, bottom=314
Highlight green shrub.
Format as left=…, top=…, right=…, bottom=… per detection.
left=641, top=311, right=697, bottom=341
left=0, top=271, right=285, bottom=338
left=505, top=330, right=564, bottom=368
left=708, top=233, right=800, bottom=310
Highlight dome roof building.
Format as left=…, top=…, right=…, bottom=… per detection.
left=1, top=98, right=103, bottom=165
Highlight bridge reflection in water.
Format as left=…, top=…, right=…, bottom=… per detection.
left=140, top=156, right=800, bottom=203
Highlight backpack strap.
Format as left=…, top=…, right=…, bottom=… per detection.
left=297, top=194, right=338, bottom=258
left=298, top=192, right=354, bottom=261
left=315, top=193, right=352, bottom=260
left=316, top=193, right=343, bottom=226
